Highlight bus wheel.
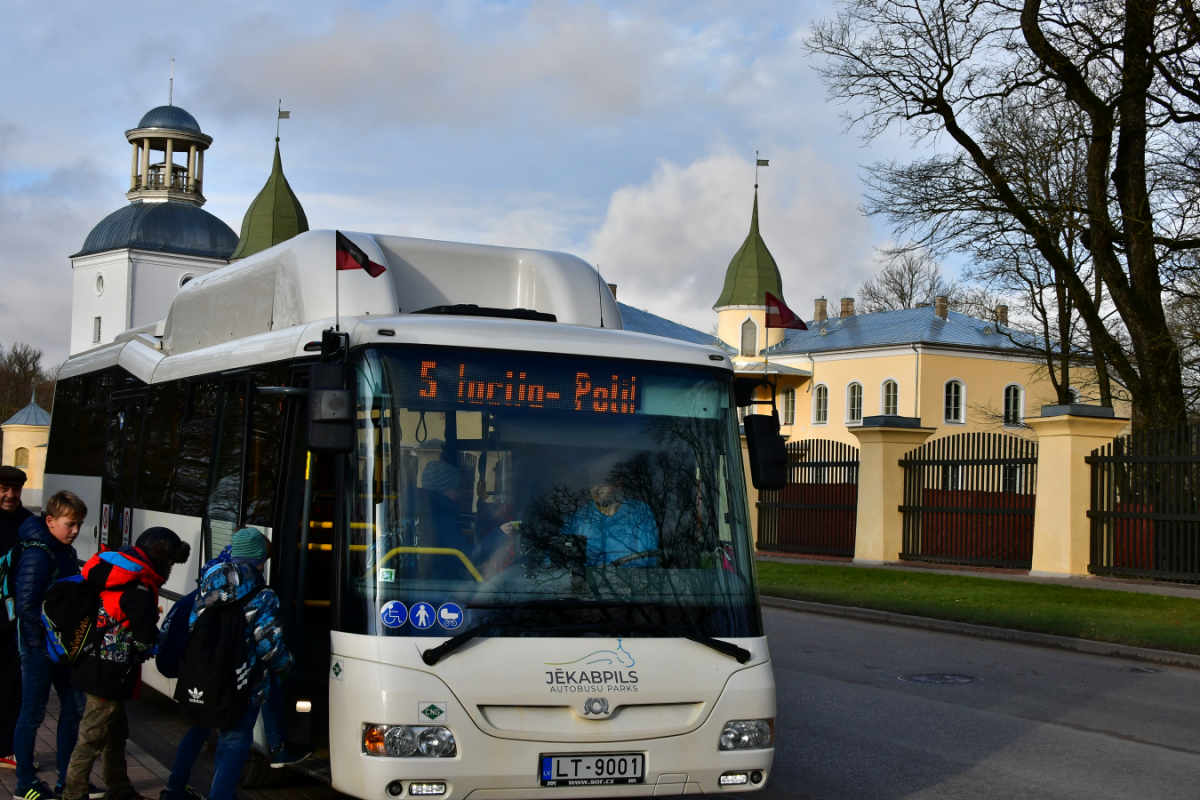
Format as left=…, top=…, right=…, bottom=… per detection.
left=238, top=751, right=297, bottom=789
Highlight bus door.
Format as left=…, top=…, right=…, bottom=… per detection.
left=203, top=375, right=250, bottom=558
left=100, top=391, right=146, bottom=552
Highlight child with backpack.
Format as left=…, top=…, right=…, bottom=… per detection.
left=11, top=491, right=94, bottom=800
left=60, top=527, right=190, bottom=800
left=162, top=528, right=294, bottom=800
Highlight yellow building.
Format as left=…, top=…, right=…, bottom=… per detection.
left=1, top=391, right=51, bottom=509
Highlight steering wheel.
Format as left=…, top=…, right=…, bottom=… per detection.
left=610, top=549, right=662, bottom=568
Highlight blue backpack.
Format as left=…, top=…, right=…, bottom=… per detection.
left=0, top=541, right=54, bottom=634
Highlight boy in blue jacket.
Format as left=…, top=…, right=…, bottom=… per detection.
left=12, top=491, right=97, bottom=800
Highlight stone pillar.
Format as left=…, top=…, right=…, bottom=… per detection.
left=140, top=138, right=150, bottom=189
left=849, top=417, right=936, bottom=563
left=1027, top=406, right=1130, bottom=577
left=130, top=143, right=139, bottom=190
left=196, top=149, right=204, bottom=187
left=187, top=144, right=197, bottom=191
left=164, top=138, right=174, bottom=190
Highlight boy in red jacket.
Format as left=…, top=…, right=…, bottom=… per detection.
left=62, top=527, right=190, bottom=800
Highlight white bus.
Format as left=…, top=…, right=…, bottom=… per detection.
left=45, top=230, right=777, bottom=798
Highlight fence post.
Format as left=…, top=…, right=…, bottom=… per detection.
left=1026, top=406, right=1130, bottom=576
left=850, top=416, right=936, bottom=563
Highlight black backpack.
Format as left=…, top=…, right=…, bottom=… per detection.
left=0, top=541, right=53, bottom=634
left=173, top=589, right=263, bottom=729
left=155, top=588, right=199, bottom=679
left=42, top=575, right=101, bottom=665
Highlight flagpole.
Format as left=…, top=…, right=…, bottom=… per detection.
left=335, top=231, right=341, bottom=331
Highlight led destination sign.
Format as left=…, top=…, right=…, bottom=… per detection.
left=405, top=359, right=640, bottom=415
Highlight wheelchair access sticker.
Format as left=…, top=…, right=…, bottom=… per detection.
left=438, top=603, right=464, bottom=630
left=380, top=601, right=408, bottom=629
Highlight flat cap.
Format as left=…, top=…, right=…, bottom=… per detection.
left=0, top=466, right=27, bottom=486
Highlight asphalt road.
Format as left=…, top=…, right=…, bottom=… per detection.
left=759, top=606, right=1200, bottom=800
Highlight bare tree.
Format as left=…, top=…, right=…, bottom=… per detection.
left=858, top=249, right=960, bottom=312
left=806, top=0, right=1200, bottom=428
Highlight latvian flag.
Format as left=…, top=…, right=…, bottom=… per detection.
left=336, top=231, right=387, bottom=278
left=765, top=291, right=807, bottom=330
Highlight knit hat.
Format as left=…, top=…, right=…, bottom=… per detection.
left=135, top=526, right=190, bottom=576
left=231, top=527, right=270, bottom=561
left=421, top=460, right=461, bottom=493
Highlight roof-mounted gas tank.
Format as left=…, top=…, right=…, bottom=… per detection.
left=162, top=229, right=622, bottom=355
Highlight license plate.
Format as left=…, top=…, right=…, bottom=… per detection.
left=539, top=753, right=646, bottom=786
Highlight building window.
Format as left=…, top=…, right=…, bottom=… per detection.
left=944, top=380, right=965, bottom=423
left=94, top=274, right=104, bottom=296
left=780, top=387, right=796, bottom=425
left=847, top=382, right=863, bottom=424
left=813, top=385, right=829, bottom=424
left=93, top=317, right=102, bottom=344
left=1004, top=385, right=1023, bottom=426
left=882, top=380, right=899, bottom=416
left=13, top=448, right=28, bottom=468
left=740, top=319, right=757, bottom=357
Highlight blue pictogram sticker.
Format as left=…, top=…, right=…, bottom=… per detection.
left=380, top=601, right=408, bottom=629
left=410, top=602, right=436, bottom=630
left=437, top=603, right=464, bottom=630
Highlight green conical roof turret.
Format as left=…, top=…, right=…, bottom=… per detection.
left=713, top=189, right=784, bottom=308
left=230, top=141, right=309, bottom=260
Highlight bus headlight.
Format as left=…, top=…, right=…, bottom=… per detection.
left=718, top=719, right=773, bottom=750
left=363, top=724, right=457, bottom=757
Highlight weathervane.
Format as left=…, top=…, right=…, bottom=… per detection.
left=755, top=150, right=769, bottom=188
left=169, top=58, right=175, bottom=106
left=276, top=99, right=291, bottom=142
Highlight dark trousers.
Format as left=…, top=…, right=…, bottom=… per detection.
left=13, top=641, right=84, bottom=790
left=62, top=694, right=131, bottom=800
left=0, top=628, right=22, bottom=755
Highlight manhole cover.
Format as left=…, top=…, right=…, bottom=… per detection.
left=1125, top=666, right=1163, bottom=674
left=898, top=673, right=979, bottom=685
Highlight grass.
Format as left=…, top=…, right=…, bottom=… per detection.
left=755, top=560, right=1200, bottom=655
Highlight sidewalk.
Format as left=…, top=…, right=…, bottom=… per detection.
left=756, top=552, right=1200, bottom=600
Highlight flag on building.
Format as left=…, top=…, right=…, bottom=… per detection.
left=765, top=291, right=806, bottom=329
left=336, top=231, right=387, bottom=278
left=757, top=158, right=769, bottom=166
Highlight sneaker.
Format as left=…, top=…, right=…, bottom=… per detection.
left=107, top=791, right=147, bottom=800
left=15, top=780, right=58, bottom=800
left=52, top=782, right=102, bottom=800
left=158, top=788, right=204, bottom=800
left=269, top=744, right=313, bottom=768
left=0, top=755, right=15, bottom=769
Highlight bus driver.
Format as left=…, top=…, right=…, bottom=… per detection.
left=564, top=457, right=659, bottom=568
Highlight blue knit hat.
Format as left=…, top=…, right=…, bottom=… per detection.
left=231, top=528, right=269, bottom=561
left=421, top=460, right=461, bottom=493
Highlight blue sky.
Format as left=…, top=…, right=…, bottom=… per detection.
left=0, top=0, right=916, bottom=364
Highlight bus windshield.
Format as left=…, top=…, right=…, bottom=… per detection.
left=340, top=345, right=761, bottom=639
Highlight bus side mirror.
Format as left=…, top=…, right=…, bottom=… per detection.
left=733, top=377, right=759, bottom=408
left=307, top=363, right=355, bottom=454
left=743, top=414, right=787, bottom=491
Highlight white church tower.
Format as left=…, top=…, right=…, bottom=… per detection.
left=69, top=103, right=237, bottom=354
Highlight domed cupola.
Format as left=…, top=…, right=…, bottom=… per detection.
left=125, top=103, right=212, bottom=206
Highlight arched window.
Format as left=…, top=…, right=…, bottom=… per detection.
left=847, top=382, right=863, bottom=424
left=13, top=448, right=28, bottom=468
left=944, top=380, right=965, bottom=423
left=1068, top=387, right=1081, bottom=403
left=882, top=380, right=899, bottom=416
left=740, top=319, right=757, bottom=357
left=1004, top=385, right=1023, bottom=426
left=813, top=385, right=829, bottom=424
left=780, top=387, right=796, bottom=426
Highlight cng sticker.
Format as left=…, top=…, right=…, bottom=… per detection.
left=419, top=701, right=447, bottom=721
left=330, top=659, right=344, bottom=681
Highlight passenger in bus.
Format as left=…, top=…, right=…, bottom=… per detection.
left=0, top=466, right=33, bottom=771
left=414, top=461, right=474, bottom=581
left=563, top=460, right=659, bottom=568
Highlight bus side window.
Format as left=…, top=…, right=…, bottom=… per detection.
left=205, top=379, right=248, bottom=556
left=136, top=381, right=186, bottom=512
left=244, top=366, right=291, bottom=527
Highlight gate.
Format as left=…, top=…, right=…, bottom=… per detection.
left=899, top=433, right=1038, bottom=568
left=1087, top=422, right=1200, bottom=582
left=756, top=439, right=858, bottom=557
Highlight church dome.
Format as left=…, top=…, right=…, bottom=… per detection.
left=230, top=142, right=309, bottom=260
left=73, top=200, right=238, bottom=259
left=713, top=189, right=784, bottom=309
left=135, top=105, right=202, bottom=133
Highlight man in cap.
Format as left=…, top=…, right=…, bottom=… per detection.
left=0, top=465, right=31, bottom=768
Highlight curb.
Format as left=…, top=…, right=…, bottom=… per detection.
left=760, top=595, right=1200, bottom=670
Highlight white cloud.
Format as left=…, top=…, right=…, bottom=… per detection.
left=587, top=147, right=877, bottom=332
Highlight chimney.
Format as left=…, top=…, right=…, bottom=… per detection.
left=607, top=283, right=618, bottom=300
left=814, top=297, right=828, bottom=323
left=995, top=304, right=1008, bottom=326
left=840, top=297, right=855, bottom=318
left=915, top=302, right=931, bottom=308
left=934, top=295, right=949, bottom=320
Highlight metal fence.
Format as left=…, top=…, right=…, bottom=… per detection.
left=899, top=432, right=1039, bottom=569
left=756, top=439, right=859, bottom=557
left=1087, top=422, right=1200, bottom=582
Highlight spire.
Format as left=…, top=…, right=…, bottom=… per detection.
left=230, top=140, right=309, bottom=260
left=713, top=188, right=784, bottom=309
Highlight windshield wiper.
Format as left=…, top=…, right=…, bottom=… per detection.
left=421, top=599, right=642, bottom=666
left=420, top=601, right=752, bottom=666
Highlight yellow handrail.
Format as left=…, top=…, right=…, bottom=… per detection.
left=376, top=547, right=483, bottom=582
